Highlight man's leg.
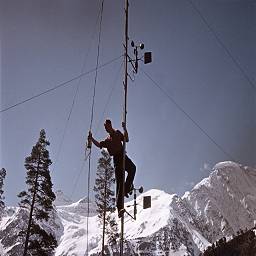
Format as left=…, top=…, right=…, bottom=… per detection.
left=115, top=163, right=124, bottom=215
left=124, top=155, right=136, bottom=195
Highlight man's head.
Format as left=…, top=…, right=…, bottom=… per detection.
left=104, top=119, right=113, bottom=133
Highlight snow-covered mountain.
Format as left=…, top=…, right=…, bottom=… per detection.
left=54, top=190, right=73, bottom=206
left=1, top=161, right=256, bottom=255
left=0, top=207, right=63, bottom=256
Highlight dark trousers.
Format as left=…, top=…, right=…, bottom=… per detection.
left=113, top=153, right=136, bottom=212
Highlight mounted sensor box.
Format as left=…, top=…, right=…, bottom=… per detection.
left=143, top=196, right=151, bottom=209
left=144, top=52, right=152, bottom=64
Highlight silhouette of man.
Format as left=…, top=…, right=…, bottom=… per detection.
left=88, top=119, right=136, bottom=217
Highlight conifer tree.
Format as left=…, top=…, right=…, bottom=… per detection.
left=18, top=129, right=57, bottom=256
left=0, top=168, right=6, bottom=218
left=93, top=150, right=118, bottom=255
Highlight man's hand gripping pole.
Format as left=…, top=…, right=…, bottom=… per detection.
left=87, top=131, right=92, bottom=149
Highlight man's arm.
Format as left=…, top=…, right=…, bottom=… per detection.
left=88, top=131, right=102, bottom=148
left=122, top=122, right=129, bottom=142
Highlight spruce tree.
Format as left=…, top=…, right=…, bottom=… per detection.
left=18, top=129, right=57, bottom=256
left=93, top=150, right=118, bottom=255
left=0, top=168, right=6, bottom=218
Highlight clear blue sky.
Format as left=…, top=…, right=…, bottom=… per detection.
left=1, top=0, right=255, bottom=206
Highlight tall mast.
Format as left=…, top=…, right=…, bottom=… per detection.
left=120, top=0, right=152, bottom=254
left=120, top=0, right=129, bottom=255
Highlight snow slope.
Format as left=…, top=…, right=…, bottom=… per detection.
left=55, top=210, right=100, bottom=256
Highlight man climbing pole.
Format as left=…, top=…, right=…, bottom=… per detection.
left=88, top=119, right=136, bottom=217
